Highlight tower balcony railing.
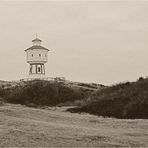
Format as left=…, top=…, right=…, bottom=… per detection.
left=19, top=77, right=66, bottom=82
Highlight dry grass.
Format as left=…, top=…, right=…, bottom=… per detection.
left=0, top=103, right=148, bottom=147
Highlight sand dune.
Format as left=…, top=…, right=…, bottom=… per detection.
left=0, top=103, right=148, bottom=147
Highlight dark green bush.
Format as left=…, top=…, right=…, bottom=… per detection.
left=68, top=79, right=148, bottom=119
left=3, top=80, right=87, bottom=106
left=0, top=87, right=8, bottom=97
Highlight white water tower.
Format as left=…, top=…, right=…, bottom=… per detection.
left=25, top=37, right=49, bottom=79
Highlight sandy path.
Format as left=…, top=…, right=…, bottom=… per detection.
left=0, top=104, right=148, bottom=147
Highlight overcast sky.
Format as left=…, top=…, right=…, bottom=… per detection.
left=0, top=1, right=148, bottom=85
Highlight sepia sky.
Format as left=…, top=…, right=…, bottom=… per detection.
left=0, top=1, right=148, bottom=85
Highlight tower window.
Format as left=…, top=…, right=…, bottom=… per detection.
left=39, top=54, right=41, bottom=57
left=38, top=67, right=41, bottom=72
left=32, top=54, right=33, bottom=57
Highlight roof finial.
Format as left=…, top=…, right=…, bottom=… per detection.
left=36, top=33, right=38, bottom=38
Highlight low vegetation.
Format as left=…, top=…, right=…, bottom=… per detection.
left=1, top=77, right=148, bottom=119
left=68, top=77, right=148, bottom=119
left=0, top=80, right=92, bottom=107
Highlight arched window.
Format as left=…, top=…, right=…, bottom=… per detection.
left=32, top=54, right=33, bottom=57
left=39, top=54, right=41, bottom=57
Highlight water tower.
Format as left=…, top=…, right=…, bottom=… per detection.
left=25, top=37, right=49, bottom=79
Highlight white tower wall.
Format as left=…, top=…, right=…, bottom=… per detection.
left=26, top=49, right=48, bottom=64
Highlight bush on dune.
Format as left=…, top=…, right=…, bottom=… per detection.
left=1, top=77, right=148, bottom=119
left=2, top=80, right=87, bottom=107
left=68, top=78, right=148, bottom=119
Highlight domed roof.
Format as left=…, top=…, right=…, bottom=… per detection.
left=32, top=38, right=42, bottom=42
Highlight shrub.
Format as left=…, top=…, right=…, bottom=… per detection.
left=68, top=79, right=148, bottom=119
left=4, top=80, right=87, bottom=107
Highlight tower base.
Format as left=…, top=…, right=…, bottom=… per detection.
left=28, top=63, right=46, bottom=80
left=28, top=74, right=46, bottom=79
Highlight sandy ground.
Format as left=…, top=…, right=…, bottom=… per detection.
left=0, top=103, right=148, bottom=147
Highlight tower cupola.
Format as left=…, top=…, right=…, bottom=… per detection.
left=32, top=38, right=42, bottom=46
